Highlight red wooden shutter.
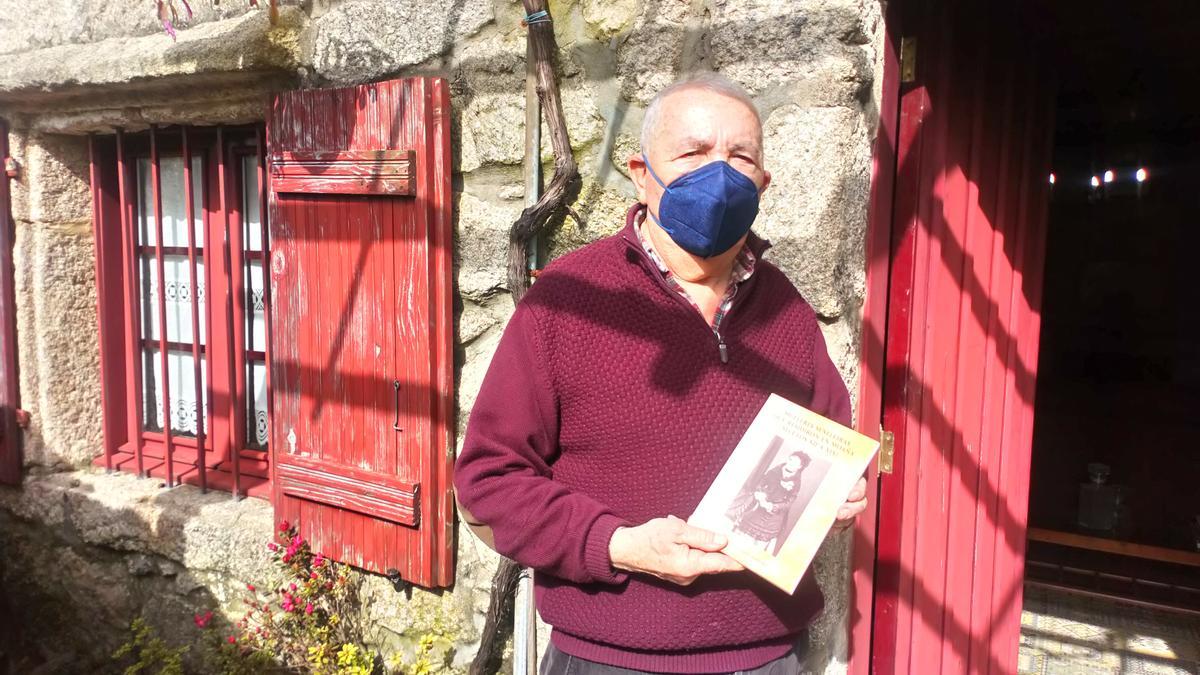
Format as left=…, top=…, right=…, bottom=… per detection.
left=267, top=78, right=455, bottom=588
left=0, top=120, right=21, bottom=486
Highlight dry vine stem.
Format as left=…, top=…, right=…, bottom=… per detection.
left=506, top=0, right=581, bottom=303
left=471, top=2, right=581, bottom=673
left=470, top=562, right=525, bottom=675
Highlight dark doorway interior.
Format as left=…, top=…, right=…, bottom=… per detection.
left=1025, top=0, right=1200, bottom=613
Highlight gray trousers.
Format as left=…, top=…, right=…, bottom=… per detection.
left=539, top=641, right=808, bottom=675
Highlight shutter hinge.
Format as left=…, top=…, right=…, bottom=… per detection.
left=900, top=37, right=917, bottom=83
left=879, top=427, right=895, bottom=474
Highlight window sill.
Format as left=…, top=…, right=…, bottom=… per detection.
left=93, top=450, right=271, bottom=500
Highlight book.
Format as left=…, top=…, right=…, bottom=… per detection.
left=688, top=394, right=880, bottom=593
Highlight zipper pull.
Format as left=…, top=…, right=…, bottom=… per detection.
left=717, top=332, right=729, bottom=364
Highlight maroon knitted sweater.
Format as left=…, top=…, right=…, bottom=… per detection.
left=454, top=206, right=851, bottom=673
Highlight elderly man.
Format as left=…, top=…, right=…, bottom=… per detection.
left=454, top=72, right=868, bottom=674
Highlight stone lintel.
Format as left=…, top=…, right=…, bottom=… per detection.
left=0, top=7, right=305, bottom=109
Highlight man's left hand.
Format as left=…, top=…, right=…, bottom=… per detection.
left=832, top=477, right=868, bottom=530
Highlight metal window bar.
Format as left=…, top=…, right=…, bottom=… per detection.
left=116, top=128, right=147, bottom=477
left=216, top=126, right=242, bottom=499
left=88, top=135, right=114, bottom=472
left=256, top=127, right=272, bottom=456
left=201, top=139, right=218, bottom=490
left=238, top=142, right=269, bottom=451
left=228, top=146, right=249, bottom=460
left=182, top=128, right=207, bottom=493
left=149, top=125, right=176, bottom=487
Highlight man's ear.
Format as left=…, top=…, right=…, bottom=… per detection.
left=628, top=152, right=649, bottom=203
left=759, top=169, right=772, bottom=195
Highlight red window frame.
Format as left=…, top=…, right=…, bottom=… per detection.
left=89, top=125, right=272, bottom=499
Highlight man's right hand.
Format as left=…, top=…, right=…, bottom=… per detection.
left=608, top=515, right=745, bottom=586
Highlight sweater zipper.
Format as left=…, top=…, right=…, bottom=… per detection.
left=713, top=282, right=739, bottom=364
left=624, top=238, right=747, bottom=365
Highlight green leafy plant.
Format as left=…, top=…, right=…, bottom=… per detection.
left=118, top=524, right=443, bottom=674
left=112, top=617, right=189, bottom=675
left=196, top=522, right=378, bottom=674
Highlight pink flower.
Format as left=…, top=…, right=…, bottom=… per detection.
left=267, top=542, right=278, bottom=552
left=310, top=572, right=319, bottom=580
left=281, top=598, right=294, bottom=612
left=313, top=554, right=324, bottom=567
left=246, top=583, right=256, bottom=592
left=227, top=635, right=236, bottom=644
left=278, top=520, right=290, bottom=533
left=288, top=583, right=297, bottom=592
left=304, top=603, right=314, bottom=616
left=291, top=535, right=302, bottom=547
left=193, top=611, right=212, bottom=628
left=281, top=554, right=291, bottom=563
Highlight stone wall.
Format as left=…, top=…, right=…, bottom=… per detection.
left=0, top=0, right=885, bottom=672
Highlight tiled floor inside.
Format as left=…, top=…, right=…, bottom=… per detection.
left=1019, top=584, right=1200, bottom=675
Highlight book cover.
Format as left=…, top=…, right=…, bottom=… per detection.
left=688, top=394, right=880, bottom=593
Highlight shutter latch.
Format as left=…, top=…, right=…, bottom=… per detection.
left=391, top=380, right=403, bottom=432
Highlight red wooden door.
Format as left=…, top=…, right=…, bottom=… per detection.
left=0, top=120, right=20, bottom=486
left=871, top=2, right=1054, bottom=673
left=267, top=78, right=455, bottom=588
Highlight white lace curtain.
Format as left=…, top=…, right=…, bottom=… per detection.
left=136, top=155, right=269, bottom=447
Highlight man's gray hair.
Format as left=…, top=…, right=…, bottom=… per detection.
left=640, top=72, right=762, bottom=153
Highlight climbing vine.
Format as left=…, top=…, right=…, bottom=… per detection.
left=154, top=0, right=278, bottom=40
left=472, top=0, right=582, bottom=672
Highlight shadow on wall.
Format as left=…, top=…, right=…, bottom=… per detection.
left=260, top=0, right=885, bottom=671
left=261, top=0, right=885, bottom=427
left=0, top=475, right=262, bottom=673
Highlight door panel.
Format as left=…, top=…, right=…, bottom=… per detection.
left=872, top=3, right=1054, bottom=672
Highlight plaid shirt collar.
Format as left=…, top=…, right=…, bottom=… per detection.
left=634, top=210, right=757, bottom=329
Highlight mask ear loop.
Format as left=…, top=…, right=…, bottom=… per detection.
left=640, top=153, right=671, bottom=228
left=641, top=153, right=670, bottom=190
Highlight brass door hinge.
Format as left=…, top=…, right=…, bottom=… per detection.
left=900, top=37, right=917, bottom=83
left=879, top=427, right=895, bottom=474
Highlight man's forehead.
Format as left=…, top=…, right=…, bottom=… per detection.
left=659, top=88, right=759, bottom=123
left=655, top=89, right=762, bottom=145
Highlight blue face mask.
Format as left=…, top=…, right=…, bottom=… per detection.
left=643, top=153, right=761, bottom=258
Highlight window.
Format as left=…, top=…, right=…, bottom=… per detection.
left=87, top=76, right=454, bottom=587
left=89, top=125, right=271, bottom=498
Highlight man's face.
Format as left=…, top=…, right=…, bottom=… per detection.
left=630, top=87, right=771, bottom=224
left=784, top=455, right=803, bottom=473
